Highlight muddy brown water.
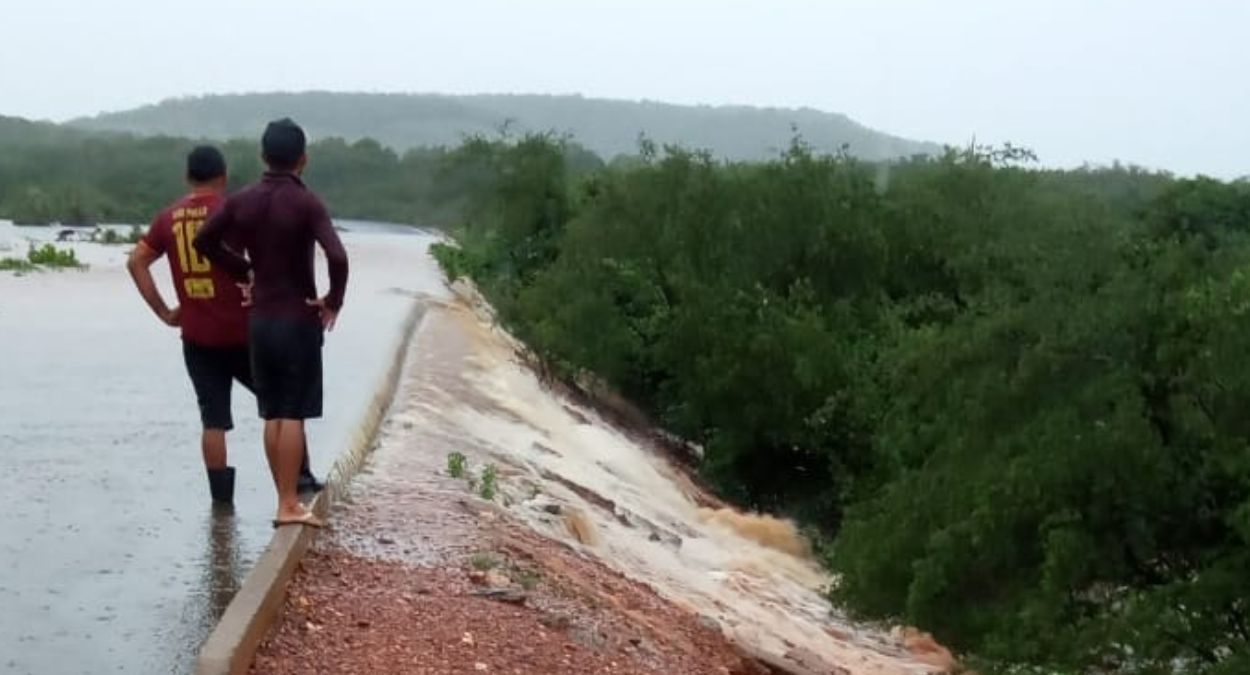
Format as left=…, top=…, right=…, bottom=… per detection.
left=0, top=221, right=443, bottom=674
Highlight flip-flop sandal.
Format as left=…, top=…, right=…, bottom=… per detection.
left=272, top=512, right=325, bottom=528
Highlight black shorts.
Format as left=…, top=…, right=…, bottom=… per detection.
left=183, top=342, right=254, bottom=430
left=249, top=316, right=324, bottom=421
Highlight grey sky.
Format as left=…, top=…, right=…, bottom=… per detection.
left=1, top=0, right=1246, bottom=176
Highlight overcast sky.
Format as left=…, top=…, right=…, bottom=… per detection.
left=1, top=0, right=1246, bottom=176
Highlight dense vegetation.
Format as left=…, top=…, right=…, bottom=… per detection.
left=0, top=115, right=463, bottom=225
left=433, top=134, right=1250, bottom=673
left=71, top=91, right=941, bottom=162
left=0, top=115, right=603, bottom=227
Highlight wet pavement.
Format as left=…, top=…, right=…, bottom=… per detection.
left=0, top=220, right=443, bottom=674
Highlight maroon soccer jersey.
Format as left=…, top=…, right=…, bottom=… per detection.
left=140, top=191, right=249, bottom=347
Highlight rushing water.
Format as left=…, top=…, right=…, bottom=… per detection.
left=357, top=284, right=942, bottom=675
left=0, top=220, right=442, bottom=674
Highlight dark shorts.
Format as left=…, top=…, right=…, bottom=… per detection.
left=182, top=342, right=254, bottom=430
left=249, top=316, right=324, bottom=421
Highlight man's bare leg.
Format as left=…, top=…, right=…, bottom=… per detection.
left=275, top=419, right=316, bottom=522
left=202, top=429, right=228, bottom=470
left=263, top=420, right=282, bottom=488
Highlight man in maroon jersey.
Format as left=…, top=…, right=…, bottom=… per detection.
left=195, top=120, right=348, bottom=528
left=127, top=145, right=321, bottom=505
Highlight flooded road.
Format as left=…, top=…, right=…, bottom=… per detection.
left=0, top=220, right=442, bottom=674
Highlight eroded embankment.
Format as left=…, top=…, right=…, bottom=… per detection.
left=252, top=289, right=953, bottom=674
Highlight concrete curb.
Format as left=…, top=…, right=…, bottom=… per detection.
left=195, top=301, right=427, bottom=675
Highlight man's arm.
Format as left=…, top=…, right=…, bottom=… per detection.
left=307, top=196, right=349, bottom=329
left=127, top=241, right=179, bottom=327
left=193, top=198, right=250, bottom=281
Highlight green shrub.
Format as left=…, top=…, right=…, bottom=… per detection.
left=446, top=451, right=467, bottom=479
left=469, top=552, right=499, bottom=571
left=27, top=244, right=82, bottom=268
left=478, top=464, right=498, bottom=501
left=0, top=256, right=34, bottom=272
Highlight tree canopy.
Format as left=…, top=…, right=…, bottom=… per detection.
left=434, top=134, right=1250, bottom=673
left=0, top=115, right=601, bottom=226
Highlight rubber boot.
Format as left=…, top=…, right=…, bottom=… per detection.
left=207, top=466, right=236, bottom=504
left=297, top=447, right=323, bottom=495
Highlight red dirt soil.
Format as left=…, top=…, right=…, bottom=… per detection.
left=252, top=515, right=776, bottom=675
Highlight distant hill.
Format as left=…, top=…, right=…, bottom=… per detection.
left=70, top=92, right=941, bottom=161
left=0, top=115, right=86, bottom=146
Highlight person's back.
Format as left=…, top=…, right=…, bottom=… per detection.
left=144, top=190, right=248, bottom=344
left=127, top=147, right=248, bottom=502
left=194, top=118, right=347, bottom=527
left=211, top=172, right=345, bottom=320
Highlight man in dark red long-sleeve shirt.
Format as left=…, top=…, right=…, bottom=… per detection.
left=194, top=119, right=348, bottom=527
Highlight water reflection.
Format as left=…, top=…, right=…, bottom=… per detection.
left=205, top=504, right=243, bottom=620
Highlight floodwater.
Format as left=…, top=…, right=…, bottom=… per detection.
left=350, top=284, right=943, bottom=674
left=0, top=220, right=443, bottom=674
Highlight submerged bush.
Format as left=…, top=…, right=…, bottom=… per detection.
left=0, top=256, right=34, bottom=272
left=27, top=243, right=83, bottom=268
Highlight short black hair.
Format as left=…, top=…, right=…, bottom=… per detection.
left=186, top=145, right=227, bottom=183
left=262, top=118, right=307, bottom=170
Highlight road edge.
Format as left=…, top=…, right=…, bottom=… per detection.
left=195, top=300, right=427, bottom=675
